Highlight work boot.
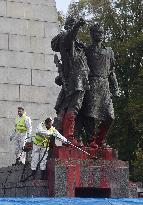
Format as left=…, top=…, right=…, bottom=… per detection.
left=12, top=157, right=21, bottom=166
left=40, top=170, right=45, bottom=180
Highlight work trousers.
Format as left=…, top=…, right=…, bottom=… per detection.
left=14, top=132, right=27, bottom=164
left=31, top=144, right=49, bottom=171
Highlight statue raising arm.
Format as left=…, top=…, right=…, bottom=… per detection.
left=63, top=17, right=86, bottom=49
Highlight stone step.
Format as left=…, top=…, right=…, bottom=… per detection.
left=0, top=163, right=42, bottom=184
left=0, top=164, right=30, bottom=184
left=0, top=180, right=49, bottom=197
left=0, top=163, right=49, bottom=197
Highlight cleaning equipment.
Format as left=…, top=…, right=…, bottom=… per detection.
left=12, top=136, right=32, bottom=166
left=55, top=134, right=98, bottom=160
left=21, top=140, right=49, bottom=182
left=68, top=140, right=98, bottom=160
left=22, top=142, right=33, bottom=152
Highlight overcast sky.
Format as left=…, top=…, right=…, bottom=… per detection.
left=55, top=0, right=72, bottom=14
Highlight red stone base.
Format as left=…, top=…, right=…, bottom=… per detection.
left=45, top=145, right=128, bottom=197
left=46, top=158, right=129, bottom=197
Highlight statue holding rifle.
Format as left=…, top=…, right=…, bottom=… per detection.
left=51, top=16, right=90, bottom=145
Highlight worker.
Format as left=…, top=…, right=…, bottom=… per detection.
left=31, top=117, right=68, bottom=180
left=10, top=106, right=32, bottom=165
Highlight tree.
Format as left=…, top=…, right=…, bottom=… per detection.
left=57, top=11, right=65, bottom=29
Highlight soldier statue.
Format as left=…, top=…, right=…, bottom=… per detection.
left=78, top=23, right=120, bottom=147
left=51, top=16, right=90, bottom=145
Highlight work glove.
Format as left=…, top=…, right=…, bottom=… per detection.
left=56, top=133, right=68, bottom=144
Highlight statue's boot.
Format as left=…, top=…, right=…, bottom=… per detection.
left=89, top=136, right=98, bottom=149
left=96, top=122, right=109, bottom=147
left=63, top=111, right=79, bottom=146
left=77, top=138, right=85, bottom=147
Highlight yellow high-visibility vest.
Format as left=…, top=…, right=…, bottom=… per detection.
left=33, top=125, right=56, bottom=147
left=15, top=114, right=28, bottom=133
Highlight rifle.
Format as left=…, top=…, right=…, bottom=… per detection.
left=54, top=54, right=67, bottom=91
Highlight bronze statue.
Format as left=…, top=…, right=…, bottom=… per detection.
left=52, top=19, right=119, bottom=148
left=80, top=23, right=120, bottom=147
left=51, top=16, right=90, bottom=145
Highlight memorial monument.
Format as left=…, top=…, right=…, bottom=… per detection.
left=0, top=4, right=138, bottom=198
left=44, top=17, right=137, bottom=198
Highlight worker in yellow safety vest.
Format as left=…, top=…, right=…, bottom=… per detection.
left=10, top=106, right=32, bottom=165
left=31, top=117, right=68, bottom=180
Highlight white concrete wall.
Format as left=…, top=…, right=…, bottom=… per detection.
left=0, top=0, right=60, bottom=167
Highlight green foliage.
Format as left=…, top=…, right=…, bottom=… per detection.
left=66, top=0, right=143, bottom=181
left=131, top=148, right=143, bottom=182
left=57, top=11, right=65, bottom=28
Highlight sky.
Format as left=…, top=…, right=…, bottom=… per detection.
left=55, top=0, right=72, bottom=14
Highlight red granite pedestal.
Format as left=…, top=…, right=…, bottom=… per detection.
left=46, top=145, right=130, bottom=197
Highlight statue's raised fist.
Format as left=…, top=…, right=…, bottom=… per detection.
left=79, top=18, right=86, bottom=26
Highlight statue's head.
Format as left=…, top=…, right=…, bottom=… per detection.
left=90, top=23, right=104, bottom=42
left=64, top=16, right=75, bottom=31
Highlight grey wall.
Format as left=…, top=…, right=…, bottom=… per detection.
left=0, top=0, right=60, bottom=167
